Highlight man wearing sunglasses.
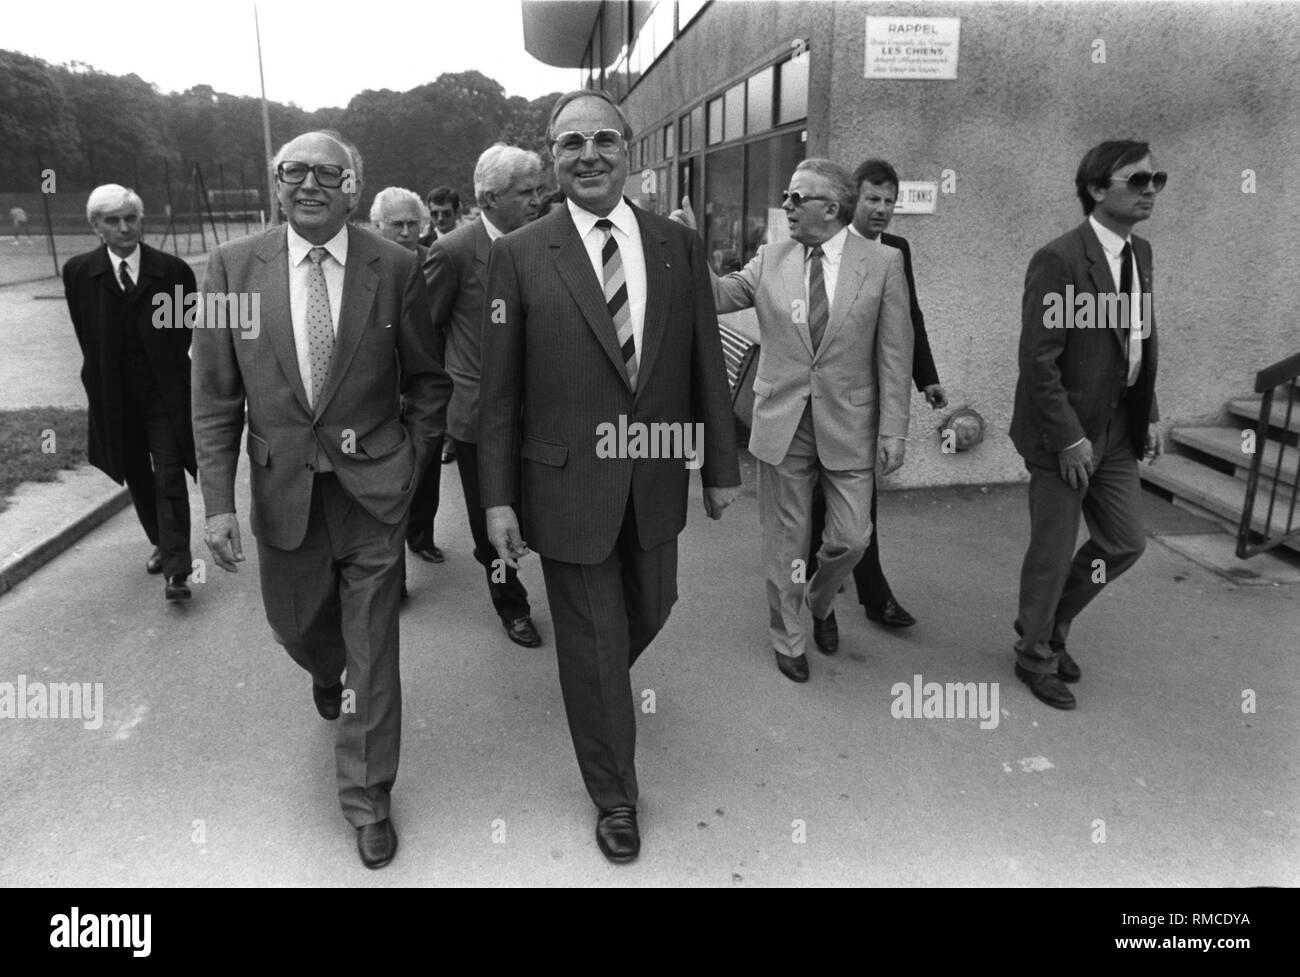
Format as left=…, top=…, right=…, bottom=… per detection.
left=479, top=90, right=740, bottom=864
left=709, top=159, right=913, bottom=683
left=1010, top=139, right=1164, bottom=711
left=192, top=130, right=451, bottom=868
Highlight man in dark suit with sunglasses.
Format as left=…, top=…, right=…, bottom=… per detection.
left=1010, top=140, right=1164, bottom=710
left=193, top=130, right=450, bottom=868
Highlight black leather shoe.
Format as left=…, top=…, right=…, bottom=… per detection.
left=775, top=650, right=809, bottom=683
left=811, top=608, right=839, bottom=654
left=504, top=616, right=542, bottom=648
left=865, top=596, right=916, bottom=628
left=595, top=805, right=640, bottom=863
left=313, top=680, right=344, bottom=720
left=1015, top=663, right=1076, bottom=710
left=146, top=548, right=163, bottom=575
left=1014, top=620, right=1079, bottom=682
left=409, top=544, right=445, bottom=564
left=164, top=575, right=191, bottom=601
left=357, top=819, right=398, bottom=869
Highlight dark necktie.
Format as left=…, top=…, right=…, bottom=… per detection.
left=595, top=218, right=638, bottom=390
left=119, top=259, right=135, bottom=294
left=1119, top=241, right=1140, bottom=385
left=807, top=246, right=828, bottom=352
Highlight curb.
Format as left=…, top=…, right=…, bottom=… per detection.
left=0, top=487, right=132, bottom=597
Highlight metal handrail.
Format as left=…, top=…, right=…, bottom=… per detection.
left=1236, top=351, right=1300, bottom=558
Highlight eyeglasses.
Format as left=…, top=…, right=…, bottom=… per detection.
left=277, top=162, right=349, bottom=189
left=1108, top=170, right=1168, bottom=192
left=553, top=129, right=625, bottom=157
left=781, top=191, right=833, bottom=208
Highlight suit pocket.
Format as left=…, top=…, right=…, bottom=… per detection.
left=246, top=432, right=270, bottom=467
left=849, top=387, right=876, bottom=407
left=520, top=435, right=568, bottom=468
left=753, top=377, right=773, bottom=399
left=358, top=421, right=409, bottom=460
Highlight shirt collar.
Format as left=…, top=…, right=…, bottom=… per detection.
left=287, top=223, right=349, bottom=266
left=1088, top=214, right=1131, bottom=257
left=480, top=213, right=505, bottom=241
left=568, top=196, right=635, bottom=240
left=109, top=244, right=140, bottom=268
left=807, top=224, right=849, bottom=261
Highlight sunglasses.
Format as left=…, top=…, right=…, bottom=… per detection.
left=553, top=129, right=625, bottom=157
left=1108, top=170, right=1168, bottom=192
left=277, top=162, right=349, bottom=189
left=781, top=191, right=833, bottom=208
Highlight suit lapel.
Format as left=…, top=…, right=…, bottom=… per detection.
left=782, top=244, right=815, bottom=359
left=821, top=233, right=867, bottom=355
left=314, top=225, right=378, bottom=416
left=1081, top=221, right=1128, bottom=352
left=550, top=208, right=632, bottom=392
left=473, top=219, right=491, bottom=293
left=634, top=205, right=669, bottom=400
left=253, top=227, right=312, bottom=415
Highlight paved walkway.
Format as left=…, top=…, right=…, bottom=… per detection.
left=1, top=451, right=1295, bottom=886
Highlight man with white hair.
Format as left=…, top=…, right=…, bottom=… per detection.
left=372, top=186, right=447, bottom=567
left=422, top=143, right=548, bottom=647
left=63, top=184, right=198, bottom=601
left=192, top=130, right=450, bottom=868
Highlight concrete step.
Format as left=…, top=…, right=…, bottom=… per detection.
left=1171, top=426, right=1300, bottom=484
left=1228, top=394, right=1300, bottom=435
left=1140, top=454, right=1299, bottom=546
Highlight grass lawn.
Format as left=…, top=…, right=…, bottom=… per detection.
left=0, top=407, right=90, bottom=516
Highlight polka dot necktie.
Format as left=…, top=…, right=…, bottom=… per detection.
left=595, top=218, right=638, bottom=390
left=305, top=246, right=334, bottom=408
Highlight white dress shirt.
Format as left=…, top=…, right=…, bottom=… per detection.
left=804, top=224, right=849, bottom=318
left=1088, top=214, right=1143, bottom=387
left=286, top=224, right=347, bottom=405
left=112, top=245, right=141, bottom=290
left=481, top=213, right=505, bottom=241
left=568, top=197, right=647, bottom=362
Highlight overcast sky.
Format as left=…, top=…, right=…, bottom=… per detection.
left=5, top=0, right=580, bottom=110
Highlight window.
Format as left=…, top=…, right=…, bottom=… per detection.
left=777, top=51, right=809, bottom=124
left=724, top=82, right=745, bottom=142
left=679, top=114, right=693, bottom=154
left=707, top=96, right=724, bottom=145
left=747, top=65, right=774, bottom=134
left=704, top=145, right=744, bottom=273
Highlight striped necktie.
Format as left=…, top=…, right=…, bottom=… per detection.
left=807, top=245, right=828, bottom=352
left=119, top=259, right=135, bottom=294
left=595, top=218, right=638, bottom=390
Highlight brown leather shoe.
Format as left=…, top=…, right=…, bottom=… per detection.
left=357, top=819, right=398, bottom=869
left=595, top=806, right=639, bottom=863
left=1015, top=663, right=1076, bottom=710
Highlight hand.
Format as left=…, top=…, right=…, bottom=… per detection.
left=204, top=512, right=244, bottom=572
left=1058, top=437, right=1094, bottom=489
left=923, top=384, right=948, bottom=410
left=486, top=505, right=530, bottom=569
left=668, top=195, right=697, bottom=231
left=878, top=436, right=906, bottom=476
left=703, top=484, right=739, bottom=519
left=1144, top=425, right=1162, bottom=463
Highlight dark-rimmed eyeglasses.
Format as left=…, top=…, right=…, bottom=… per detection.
left=552, top=129, right=625, bottom=157
left=781, top=191, right=833, bottom=208
left=1108, top=170, right=1168, bottom=192
left=277, top=162, right=350, bottom=189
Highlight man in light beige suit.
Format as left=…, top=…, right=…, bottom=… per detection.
left=710, top=158, right=913, bottom=682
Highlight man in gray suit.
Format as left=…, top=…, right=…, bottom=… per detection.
left=423, top=144, right=547, bottom=647
left=1010, top=139, right=1163, bottom=710
left=479, top=90, right=740, bottom=863
left=192, top=130, right=450, bottom=868
left=710, top=158, right=913, bottom=683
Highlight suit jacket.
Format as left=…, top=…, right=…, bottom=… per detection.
left=191, top=224, right=451, bottom=551
left=879, top=231, right=940, bottom=391
left=422, top=217, right=490, bottom=444
left=712, top=231, right=914, bottom=470
left=1010, top=220, right=1159, bottom=467
left=63, top=242, right=198, bottom=483
left=478, top=202, right=741, bottom=565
